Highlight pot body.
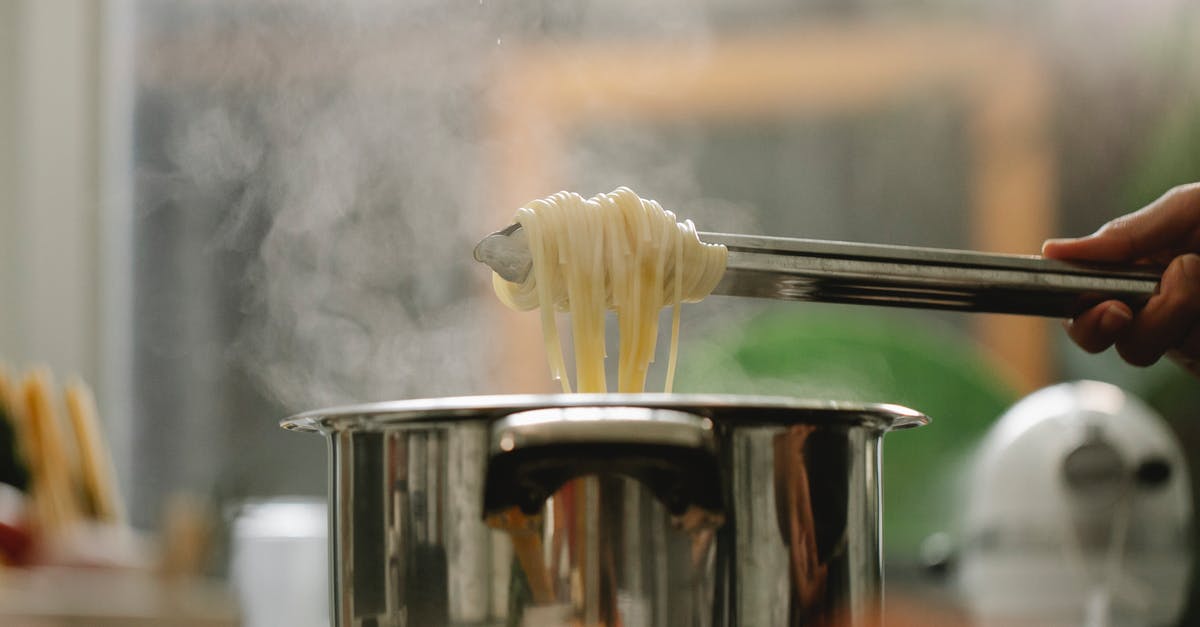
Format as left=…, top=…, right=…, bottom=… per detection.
left=282, top=394, right=926, bottom=627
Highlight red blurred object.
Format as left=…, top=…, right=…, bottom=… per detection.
left=0, top=520, right=34, bottom=566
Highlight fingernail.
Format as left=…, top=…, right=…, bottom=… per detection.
left=1099, top=305, right=1132, bottom=334
left=1041, top=238, right=1072, bottom=254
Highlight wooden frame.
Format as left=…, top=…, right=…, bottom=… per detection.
left=486, top=22, right=1055, bottom=394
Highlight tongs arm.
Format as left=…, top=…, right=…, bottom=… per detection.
left=705, top=232, right=1159, bottom=318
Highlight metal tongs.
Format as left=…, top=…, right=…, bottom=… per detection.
left=474, top=226, right=1161, bottom=318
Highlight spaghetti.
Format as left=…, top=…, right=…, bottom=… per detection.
left=491, top=187, right=726, bottom=393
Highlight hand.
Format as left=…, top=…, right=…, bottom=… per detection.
left=1042, top=183, right=1200, bottom=375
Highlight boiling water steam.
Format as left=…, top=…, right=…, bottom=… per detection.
left=158, top=0, right=739, bottom=410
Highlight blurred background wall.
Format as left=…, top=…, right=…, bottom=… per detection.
left=0, top=1, right=102, bottom=390
left=0, top=0, right=134, bottom=508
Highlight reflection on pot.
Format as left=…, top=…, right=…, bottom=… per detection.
left=775, top=425, right=829, bottom=622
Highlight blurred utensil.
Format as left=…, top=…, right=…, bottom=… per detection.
left=21, top=370, right=80, bottom=533
left=64, top=380, right=124, bottom=523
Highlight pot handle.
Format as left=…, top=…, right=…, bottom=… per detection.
left=483, top=406, right=724, bottom=517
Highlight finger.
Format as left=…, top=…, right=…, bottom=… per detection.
left=1043, top=183, right=1200, bottom=263
left=1066, top=301, right=1133, bottom=353
left=1115, top=253, right=1200, bottom=366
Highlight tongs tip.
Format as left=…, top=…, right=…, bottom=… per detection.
left=474, top=224, right=532, bottom=283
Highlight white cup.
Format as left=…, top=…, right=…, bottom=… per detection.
left=230, top=497, right=328, bottom=627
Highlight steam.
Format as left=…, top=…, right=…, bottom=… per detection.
left=157, top=0, right=727, bottom=410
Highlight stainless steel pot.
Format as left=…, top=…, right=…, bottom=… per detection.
left=281, top=394, right=927, bottom=627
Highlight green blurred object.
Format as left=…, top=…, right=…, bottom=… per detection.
left=676, top=305, right=1017, bottom=556
left=1120, top=97, right=1200, bottom=212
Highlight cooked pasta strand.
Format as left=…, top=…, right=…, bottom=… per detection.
left=492, top=187, right=726, bottom=393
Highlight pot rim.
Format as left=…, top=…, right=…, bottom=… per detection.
left=280, top=393, right=929, bottom=434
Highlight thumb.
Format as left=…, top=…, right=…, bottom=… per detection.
left=1043, top=183, right=1200, bottom=263
left=1042, top=230, right=1133, bottom=263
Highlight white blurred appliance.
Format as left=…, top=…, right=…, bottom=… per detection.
left=959, top=381, right=1192, bottom=627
